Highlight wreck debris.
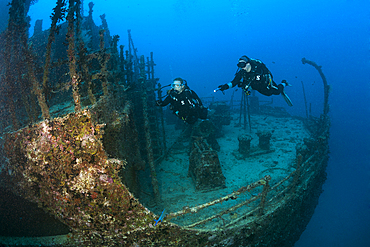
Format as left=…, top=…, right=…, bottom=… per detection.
left=189, top=137, right=226, bottom=191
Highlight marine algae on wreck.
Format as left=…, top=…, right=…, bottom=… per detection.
left=0, top=0, right=165, bottom=245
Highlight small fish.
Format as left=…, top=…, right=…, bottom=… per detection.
left=154, top=209, right=165, bottom=226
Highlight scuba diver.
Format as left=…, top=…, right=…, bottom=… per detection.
left=216, top=55, right=293, bottom=106
left=156, top=77, right=208, bottom=124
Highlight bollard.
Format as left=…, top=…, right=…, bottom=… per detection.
left=238, top=134, right=252, bottom=155
left=257, top=131, right=272, bottom=150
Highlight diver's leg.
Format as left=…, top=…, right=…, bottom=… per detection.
left=278, top=82, right=293, bottom=106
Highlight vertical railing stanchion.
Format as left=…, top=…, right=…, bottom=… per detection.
left=293, top=154, right=303, bottom=186
left=258, top=175, right=271, bottom=216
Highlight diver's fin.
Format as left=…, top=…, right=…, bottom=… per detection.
left=281, top=80, right=292, bottom=87
left=281, top=91, right=293, bottom=107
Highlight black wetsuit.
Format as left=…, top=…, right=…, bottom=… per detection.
left=231, top=59, right=283, bottom=96
left=157, top=87, right=207, bottom=124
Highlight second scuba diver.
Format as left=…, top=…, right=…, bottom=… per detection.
left=217, top=55, right=293, bottom=106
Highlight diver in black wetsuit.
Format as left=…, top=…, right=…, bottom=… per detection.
left=156, top=77, right=208, bottom=124
left=217, top=55, right=293, bottom=106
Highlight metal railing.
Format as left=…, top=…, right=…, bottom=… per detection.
left=165, top=149, right=323, bottom=230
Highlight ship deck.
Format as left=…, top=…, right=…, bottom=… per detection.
left=142, top=112, right=310, bottom=229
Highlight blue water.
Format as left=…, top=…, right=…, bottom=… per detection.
left=26, top=0, right=370, bottom=246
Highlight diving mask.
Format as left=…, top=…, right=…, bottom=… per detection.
left=171, top=81, right=183, bottom=91
left=237, top=61, right=247, bottom=68
left=237, top=55, right=250, bottom=68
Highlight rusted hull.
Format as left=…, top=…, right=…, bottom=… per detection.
left=0, top=109, right=329, bottom=246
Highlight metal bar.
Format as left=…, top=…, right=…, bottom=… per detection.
left=166, top=176, right=269, bottom=220
left=187, top=194, right=262, bottom=228
left=139, top=55, right=161, bottom=204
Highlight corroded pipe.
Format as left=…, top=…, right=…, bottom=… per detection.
left=42, top=0, right=67, bottom=104
left=66, top=0, right=82, bottom=112
left=26, top=52, right=50, bottom=120
left=3, top=0, right=26, bottom=129
left=75, top=0, right=96, bottom=105
left=301, top=58, right=330, bottom=116
left=140, top=55, right=161, bottom=204
left=98, top=29, right=110, bottom=96
left=301, top=80, right=309, bottom=119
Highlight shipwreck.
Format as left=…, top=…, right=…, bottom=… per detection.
left=0, top=1, right=330, bottom=246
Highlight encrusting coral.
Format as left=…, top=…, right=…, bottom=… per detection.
left=3, top=110, right=159, bottom=245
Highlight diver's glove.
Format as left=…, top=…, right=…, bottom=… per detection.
left=218, top=84, right=229, bottom=91
left=156, top=100, right=163, bottom=106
